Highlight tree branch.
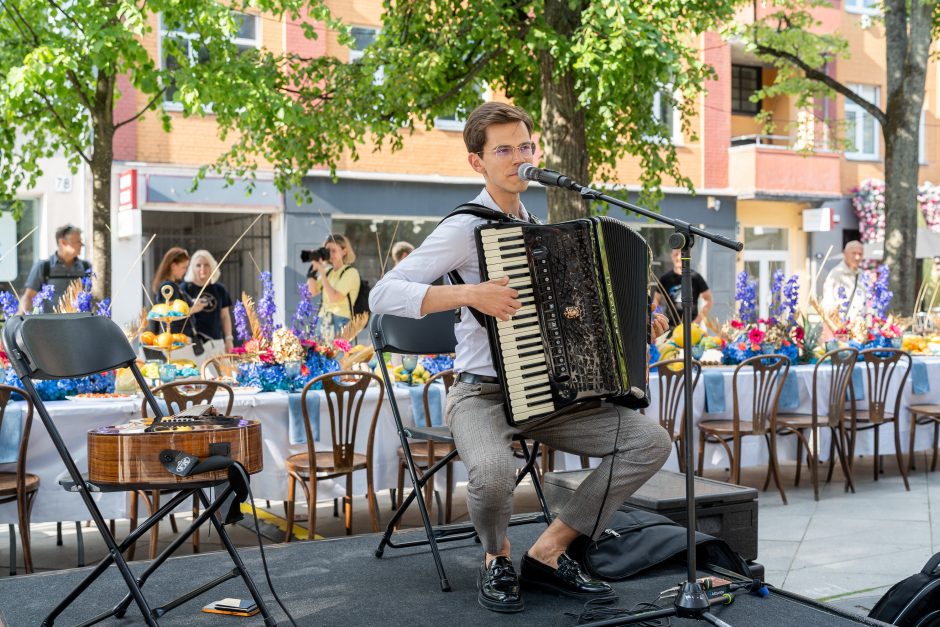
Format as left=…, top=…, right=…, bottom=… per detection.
left=1, top=0, right=41, bottom=46
left=43, top=0, right=84, bottom=35
left=114, top=87, right=166, bottom=129
left=33, top=90, right=91, bottom=164
left=755, top=43, right=888, bottom=128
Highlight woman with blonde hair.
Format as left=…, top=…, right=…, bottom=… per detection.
left=306, top=233, right=360, bottom=338
left=182, top=249, right=234, bottom=355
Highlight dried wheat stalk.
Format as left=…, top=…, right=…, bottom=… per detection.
left=340, top=312, right=370, bottom=341
left=54, top=278, right=84, bottom=314
left=241, top=292, right=262, bottom=340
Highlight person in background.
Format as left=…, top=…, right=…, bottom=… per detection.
left=182, top=250, right=234, bottom=356
left=391, top=241, right=414, bottom=267
left=307, top=234, right=360, bottom=338
left=652, top=248, right=713, bottom=327
left=149, top=247, right=204, bottom=336
left=823, top=240, right=865, bottom=317
left=19, top=224, right=91, bottom=313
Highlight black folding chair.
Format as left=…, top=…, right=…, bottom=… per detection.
left=3, top=314, right=276, bottom=626
left=371, top=312, right=551, bottom=592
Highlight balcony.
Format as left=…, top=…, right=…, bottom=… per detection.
left=729, top=135, right=842, bottom=201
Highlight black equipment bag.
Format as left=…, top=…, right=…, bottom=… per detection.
left=869, top=552, right=940, bottom=627
left=340, top=266, right=371, bottom=315
left=567, top=506, right=750, bottom=581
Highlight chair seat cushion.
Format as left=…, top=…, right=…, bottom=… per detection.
left=0, top=472, right=39, bottom=497
left=286, top=451, right=368, bottom=476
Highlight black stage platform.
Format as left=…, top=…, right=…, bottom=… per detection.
left=0, top=523, right=886, bottom=626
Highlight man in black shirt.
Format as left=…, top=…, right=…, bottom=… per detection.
left=653, top=249, right=713, bottom=327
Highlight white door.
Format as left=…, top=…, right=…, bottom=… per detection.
left=741, top=226, right=789, bottom=319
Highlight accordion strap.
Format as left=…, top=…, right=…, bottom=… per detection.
left=441, top=203, right=540, bottom=327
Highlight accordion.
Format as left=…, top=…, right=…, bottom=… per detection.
left=476, top=217, right=651, bottom=426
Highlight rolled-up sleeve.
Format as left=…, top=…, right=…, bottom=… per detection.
left=370, top=217, right=474, bottom=319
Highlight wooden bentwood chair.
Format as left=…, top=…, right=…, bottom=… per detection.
left=371, top=312, right=550, bottom=592
left=130, top=380, right=234, bottom=560
left=649, top=358, right=702, bottom=473
left=284, top=370, right=383, bottom=541
left=698, top=354, right=791, bottom=503
left=0, top=386, right=38, bottom=575
left=840, top=348, right=912, bottom=490
left=774, top=348, right=858, bottom=500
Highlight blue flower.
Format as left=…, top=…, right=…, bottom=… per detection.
left=735, top=272, right=758, bottom=325
left=233, top=300, right=251, bottom=342
left=291, top=283, right=317, bottom=341
left=95, top=298, right=112, bottom=318
left=871, top=265, right=893, bottom=319
left=32, top=284, right=55, bottom=312
left=0, top=291, right=18, bottom=318
left=257, top=271, right=276, bottom=342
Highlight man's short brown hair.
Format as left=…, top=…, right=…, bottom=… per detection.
left=463, top=102, right=534, bottom=155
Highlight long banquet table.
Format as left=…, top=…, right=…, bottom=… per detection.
left=4, top=355, right=940, bottom=524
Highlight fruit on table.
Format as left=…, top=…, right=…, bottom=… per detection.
left=155, top=332, right=174, bottom=348
left=148, top=303, right=170, bottom=317
left=672, top=324, right=703, bottom=348
left=140, top=331, right=156, bottom=346
left=171, top=299, right=190, bottom=315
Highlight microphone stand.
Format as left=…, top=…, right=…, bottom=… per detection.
left=544, top=171, right=744, bottom=627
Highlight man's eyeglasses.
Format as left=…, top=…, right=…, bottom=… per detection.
left=477, top=141, right=537, bottom=161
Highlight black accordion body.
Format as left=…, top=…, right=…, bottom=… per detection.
left=476, top=217, right=651, bottom=426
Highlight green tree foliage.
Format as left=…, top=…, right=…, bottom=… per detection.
left=0, top=0, right=338, bottom=295
left=731, top=0, right=935, bottom=314
left=217, top=0, right=741, bottom=222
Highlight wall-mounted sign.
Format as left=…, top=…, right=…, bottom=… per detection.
left=118, top=169, right=137, bottom=212
left=802, top=207, right=833, bottom=232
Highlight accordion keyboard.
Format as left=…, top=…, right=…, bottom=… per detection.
left=479, top=226, right=556, bottom=421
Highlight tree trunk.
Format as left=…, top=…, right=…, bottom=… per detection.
left=881, top=0, right=930, bottom=315
left=537, top=0, right=589, bottom=223
left=90, top=72, right=116, bottom=299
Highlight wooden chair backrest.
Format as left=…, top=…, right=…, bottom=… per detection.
left=0, top=385, right=34, bottom=495
left=815, top=348, right=858, bottom=428
left=856, top=348, right=912, bottom=425
left=649, top=359, right=701, bottom=437
left=732, top=354, right=790, bottom=435
left=302, top=370, right=384, bottom=472
left=201, top=354, right=239, bottom=380
left=142, top=380, right=235, bottom=417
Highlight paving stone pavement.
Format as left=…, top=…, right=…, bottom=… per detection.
left=1, top=452, right=936, bottom=620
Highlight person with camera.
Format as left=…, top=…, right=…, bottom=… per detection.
left=305, top=234, right=360, bottom=338
left=181, top=249, right=234, bottom=356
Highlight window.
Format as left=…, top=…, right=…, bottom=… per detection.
left=0, top=199, right=38, bottom=290
left=160, top=12, right=260, bottom=108
left=844, top=84, right=880, bottom=160
left=652, top=89, right=683, bottom=145
left=434, top=84, right=490, bottom=132
left=732, top=65, right=762, bottom=115
left=348, top=26, right=384, bottom=84
left=845, top=0, right=879, bottom=15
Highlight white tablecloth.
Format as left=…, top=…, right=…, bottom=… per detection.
left=0, top=385, right=436, bottom=524
left=6, top=356, right=940, bottom=524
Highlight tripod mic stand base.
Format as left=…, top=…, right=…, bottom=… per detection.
left=675, top=581, right=710, bottom=617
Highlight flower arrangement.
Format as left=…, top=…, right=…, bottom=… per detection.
left=721, top=271, right=804, bottom=364
left=851, top=179, right=886, bottom=245
left=0, top=273, right=115, bottom=400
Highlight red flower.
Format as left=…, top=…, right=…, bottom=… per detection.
left=791, top=326, right=805, bottom=341
left=730, top=320, right=744, bottom=330
left=748, top=328, right=765, bottom=345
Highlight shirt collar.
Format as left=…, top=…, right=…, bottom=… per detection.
left=474, top=188, right=529, bottom=222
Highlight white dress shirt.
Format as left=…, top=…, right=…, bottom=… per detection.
left=369, top=188, right=531, bottom=377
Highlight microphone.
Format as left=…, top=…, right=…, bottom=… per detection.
left=517, top=163, right=579, bottom=190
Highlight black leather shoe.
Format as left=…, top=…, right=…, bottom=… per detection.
left=521, top=553, right=617, bottom=601
left=478, top=556, right=524, bottom=613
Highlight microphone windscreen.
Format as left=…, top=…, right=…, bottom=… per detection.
left=517, top=163, right=537, bottom=181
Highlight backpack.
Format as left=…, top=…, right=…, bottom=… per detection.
left=566, top=505, right=752, bottom=581
left=339, top=266, right=370, bottom=316
left=869, top=552, right=940, bottom=627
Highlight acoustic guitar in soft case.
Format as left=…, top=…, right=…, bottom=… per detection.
left=87, top=404, right=262, bottom=488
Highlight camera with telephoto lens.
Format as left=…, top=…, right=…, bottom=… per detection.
left=300, top=247, right=330, bottom=263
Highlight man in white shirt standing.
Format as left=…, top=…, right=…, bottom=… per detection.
left=823, top=240, right=865, bottom=317
left=370, top=102, right=672, bottom=613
